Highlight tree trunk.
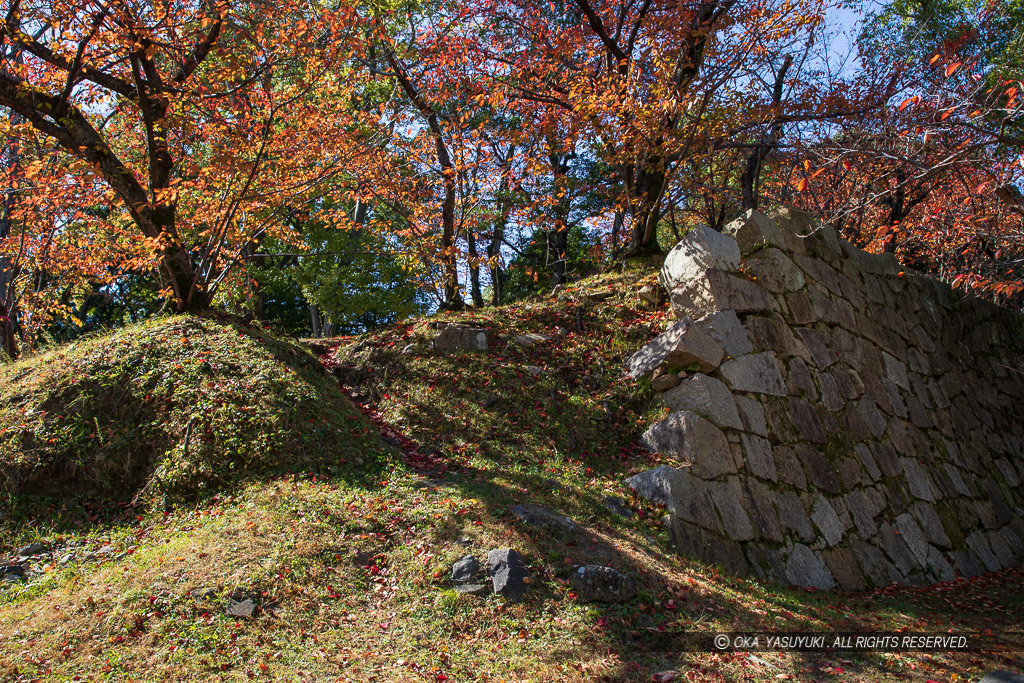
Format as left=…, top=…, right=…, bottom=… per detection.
left=310, top=304, right=322, bottom=338
left=488, top=174, right=511, bottom=305
left=610, top=209, right=624, bottom=260
left=740, top=55, right=793, bottom=211
left=546, top=137, right=572, bottom=286
left=383, top=46, right=463, bottom=311
left=624, top=166, right=665, bottom=256
left=467, top=229, right=484, bottom=308
left=1, top=114, right=23, bottom=359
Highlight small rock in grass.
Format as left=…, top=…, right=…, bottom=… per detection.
left=980, top=672, right=1024, bottom=683
left=601, top=496, right=634, bottom=518
left=514, top=333, right=551, bottom=348
left=651, top=374, right=682, bottom=392
left=15, top=543, right=44, bottom=557
left=226, top=590, right=257, bottom=618
left=487, top=548, right=531, bottom=602
left=510, top=504, right=577, bottom=531
left=450, top=555, right=479, bottom=585
left=0, top=564, right=25, bottom=578
left=454, top=584, right=489, bottom=596
left=571, top=565, right=637, bottom=603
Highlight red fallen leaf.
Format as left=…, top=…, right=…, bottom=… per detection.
left=379, top=622, right=389, bottom=630
left=596, top=617, right=609, bottom=627
left=945, top=62, right=962, bottom=77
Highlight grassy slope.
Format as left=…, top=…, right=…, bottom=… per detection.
left=0, top=274, right=1022, bottom=682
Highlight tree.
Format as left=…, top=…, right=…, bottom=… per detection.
left=476, top=0, right=856, bottom=256
left=0, top=0, right=367, bottom=314
left=789, top=0, right=1024, bottom=303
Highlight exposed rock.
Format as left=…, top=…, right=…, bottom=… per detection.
left=454, top=583, right=489, bottom=596
left=226, top=590, right=257, bottom=618
left=658, top=374, right=742, bottom=430
left=641, top=412, right=735, bottom=479
left=651, top=374, right=682, bottom=392
left=707, top=479, right=755, bottom=541
left=625, top=465, right=685, bottom=507
left=697, top=310, right=754, bottom=358
left=623, top=206, right=1024, bottom=591
left=510, top=504, right=577, bottom=532
left=434, top=326, right=488, bottom=352
left=487, top=548, right=531, bottom=602
left=743, top=248, right=805, bottom=293
left=451, top=555, right=479, bottom=585
left=627, top=318, right=724, bottom=379
left=671, top=269, right=779, bottom=320
left=639, top=286, right=660, bottom=307
left=785, top=544, right=836, bottom=589
left=660, top=224, right=741, bottom=292
left=15, top=543, right=44, bottom=557
left=810, top=497, right=844, bottom=546
left=718, top=352, right=787, bottom=396
left=822, top=546, right=868, bottom=591
left=0, top=564, right=25, bottom=578
left=514, top=333, right=551, bottom=348
left=722, top=209, right=786, bottom=252
left=571, top=565, right=637, bottom=603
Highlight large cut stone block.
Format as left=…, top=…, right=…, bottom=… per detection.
left=707, top=478, right=755, bottom=541
left=627, top=318, right=723, bottom=379
left=722, top=209, right=786, bottom=252
left=696, top=310, right=754, bottom=358
left=624, top=465, right=685, bottom=507
left=660, top=224, right=741, bottom=291
left=659, top=374, right=742, bottom=430
left=670, top=269, right=779, bottom=320
left=641, top=411, right=735, bottom=479
left=811, top=497, right=844, bottom=546
left=743, top=248, right=806, bottom=293
left=785, top=544, right=836, bottom=589
left=718, top=352, right=787, bottom=396
left=627, top=466, right=723, bottom=533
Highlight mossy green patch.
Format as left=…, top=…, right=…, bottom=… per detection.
left=0, top=316, right=393, bottom=504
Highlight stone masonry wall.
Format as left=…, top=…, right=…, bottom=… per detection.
left=625, top=208, right=1024, bottom=590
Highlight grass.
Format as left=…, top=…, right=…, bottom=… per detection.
left=0, top=315, right=393, bottom=503
left=1, top=268, right=1022, bottom=682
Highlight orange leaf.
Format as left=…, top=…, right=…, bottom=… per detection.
left=803, top=160, right=812, bottom=172
left=945, top=62, right=961, bottom=77
left=929, top=54, right=941, bottom=65
left=797, top=178, right=809, bottom=192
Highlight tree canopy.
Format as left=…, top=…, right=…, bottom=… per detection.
left=1, top=0, right=1022, bottom=356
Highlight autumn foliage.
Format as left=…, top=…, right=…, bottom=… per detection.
left=1, top=0, right=1022, bottom=355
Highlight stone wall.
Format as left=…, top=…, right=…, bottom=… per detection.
left=625, top=208, right=1024, bottom=590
